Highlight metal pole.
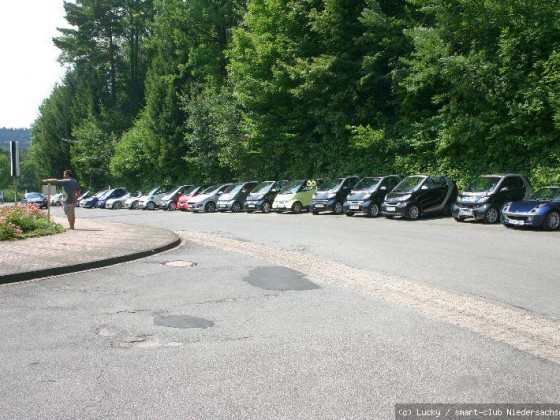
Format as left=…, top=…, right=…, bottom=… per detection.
left=47, top=183, right=51, bottom=222
left=14, top=176, right=17, bottom=205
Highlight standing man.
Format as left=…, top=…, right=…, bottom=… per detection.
left=43, top=170, right=81, bottom=230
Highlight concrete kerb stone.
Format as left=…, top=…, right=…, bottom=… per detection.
left=0, top=217, right=181, bottom=284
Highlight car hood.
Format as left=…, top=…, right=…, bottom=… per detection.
left=507, top=200, right=554, bottom=212
left=219, top=193, right=236, bottom=201
left=313, top=191, right=338, bottom=200
left=385, top=191, right=411, bottom=201
left=190, top=194, right=212, bottom=202
left=347, top=190, right=373, bottom=201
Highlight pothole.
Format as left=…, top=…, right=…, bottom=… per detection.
left=154, top=315, right=214, bottom=329
left=162, top=260, right=199, bottom=267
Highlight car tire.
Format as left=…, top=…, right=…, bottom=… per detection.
left=131, top=201, right=139, bottom=210
left=168, top=202, right=177, bottom=211
left=333, top=202, right=343, bottom=215
left=231, top=202, right=242, bottom=213
left=147, top=201, right=156, bottom=210
left=292, top=202, right=303, bottom=214
left=543, top=210, right=560, bottom=231
left=367, top=203, right=380, bottom=218
left=483, top=207, right=499, bottom=224
left=205, top=202, right=216, bottom=213
left=406, top=205, right=420, bottom=220
left=262, top=202, right=272, bottom=213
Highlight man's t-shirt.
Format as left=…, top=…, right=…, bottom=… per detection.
left=57, top=178, right=80, bottom=204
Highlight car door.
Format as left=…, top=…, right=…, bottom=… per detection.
left=419, top=177, right=445, bottom=210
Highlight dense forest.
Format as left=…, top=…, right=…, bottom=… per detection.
left=25, top=0, right=560, bottom=192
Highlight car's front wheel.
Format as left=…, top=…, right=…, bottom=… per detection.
left=205, top=202, right=216, bottom=213
left=292, top=202, right=303, bottom=214
left=168, top=202, right=177, bottom=211
left=262, top=202, right=272, bottom=213
left=367, top=203, right=380, bottom=218
left=484, top=207, right=499, bottom=224
left=131, top=201, right=139, bottom=210
left=333, top=202, right=343, bottom=215
left=113, top=201, right=122, bottom=209
left=406, top=205, right=420, bottom=220
left=146, top=201, right=156, bottom=210
left=231, top=201, right=242, bottom=213
left=543, top=210, right=560, bottom=231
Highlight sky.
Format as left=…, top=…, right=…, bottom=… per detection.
left=0, top=0, right=67, bottom=129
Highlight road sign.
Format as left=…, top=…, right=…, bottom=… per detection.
left=10, top=141, right=19, bottom=177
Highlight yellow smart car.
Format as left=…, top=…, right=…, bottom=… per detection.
left=272, top=179, right=321, bottom=214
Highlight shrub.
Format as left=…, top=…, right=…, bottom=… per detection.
left=0, top=204, right=64, bottom=241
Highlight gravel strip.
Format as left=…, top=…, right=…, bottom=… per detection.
left=181, top=230, right=560, bottom=365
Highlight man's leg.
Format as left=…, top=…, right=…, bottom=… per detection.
left=64, top=204, right=76, bottom=229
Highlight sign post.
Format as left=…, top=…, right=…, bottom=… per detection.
left=9, top=141, right=19, bottom=203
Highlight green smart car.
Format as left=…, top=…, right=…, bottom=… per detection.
left=272, top=179, right=321, bottom=214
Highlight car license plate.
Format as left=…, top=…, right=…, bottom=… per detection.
left=248, top=204, right=256, bottom=208
left=219, top=204, right=226, bottom=208
left=509, top=219, right=524, bottom=226
left=315, top=203, right=324, bottom=208
left=350, top=205, right=359, bottom=210
left=386, top=206, right=396, bottom=212
left=459, top=209, right=473, bottom=216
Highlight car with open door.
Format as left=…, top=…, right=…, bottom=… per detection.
left=451, top=174, right=532, bottom=224
left=381, top=175, right=457, bottom=220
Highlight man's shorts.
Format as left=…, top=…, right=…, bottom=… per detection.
left=63, top=203, right=76, bottom=217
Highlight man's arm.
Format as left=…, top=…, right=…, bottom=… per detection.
left=43, top=178, right=59, bottom=184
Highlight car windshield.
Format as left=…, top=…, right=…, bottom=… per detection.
left=183, top=186, right=199, bottom=195
left=317, top=178, right=343, bottom=192
left=147, top=187, right=161, bottom=196
left=26, top=193, right=42, bottom=199
left=224, top=183, right=244, bottom=194
left=99, top=190, right=114, bottom=199
left=353, top=177, right=382, bottom=191
left=252, top=182, right=274, bottom=194
left=532, top=187, right=560, bottom=201
left=95, top=190, right=107, bottom=198
left=280, top=180, right=304, bottom=194
left=466, top=176, right=501, bottom=193
left=392, top=176, right=425, bottom=193
left=201, top=185, right=222, bottom=195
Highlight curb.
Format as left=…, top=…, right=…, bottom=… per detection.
left=0, top=235, right=182, bottom=285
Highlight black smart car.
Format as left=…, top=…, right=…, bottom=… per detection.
left=21, top=192, right=48, bottom=208
left=244, top=180, right=289, bottom=213
left=451, top=174, right=533, bottom=224
left=343, top=175, right=401, bottom=217
left=309, top=176, right=360, bottom=215
left=381, top=175, right=457, bottom=220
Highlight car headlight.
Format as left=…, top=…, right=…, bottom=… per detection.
left=477, top=196, right=489, bottom=203
left=327, top=193, right=336, bottom=199
left=530, top=204, right=546, bottom=213
left=502, top=202, right=512, bottom=211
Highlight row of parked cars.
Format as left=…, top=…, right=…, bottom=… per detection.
left=72, top=173, right=560, bottom=231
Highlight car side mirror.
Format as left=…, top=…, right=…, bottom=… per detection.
left=380, top=186, right=387, bottom=191
left=217, top=191, right=223, bottom=195
left=500, top=187, right=509, bottom=192
left=421, top=185, right=428, bottom=190
left=271, top=189, right=277, bottom=193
